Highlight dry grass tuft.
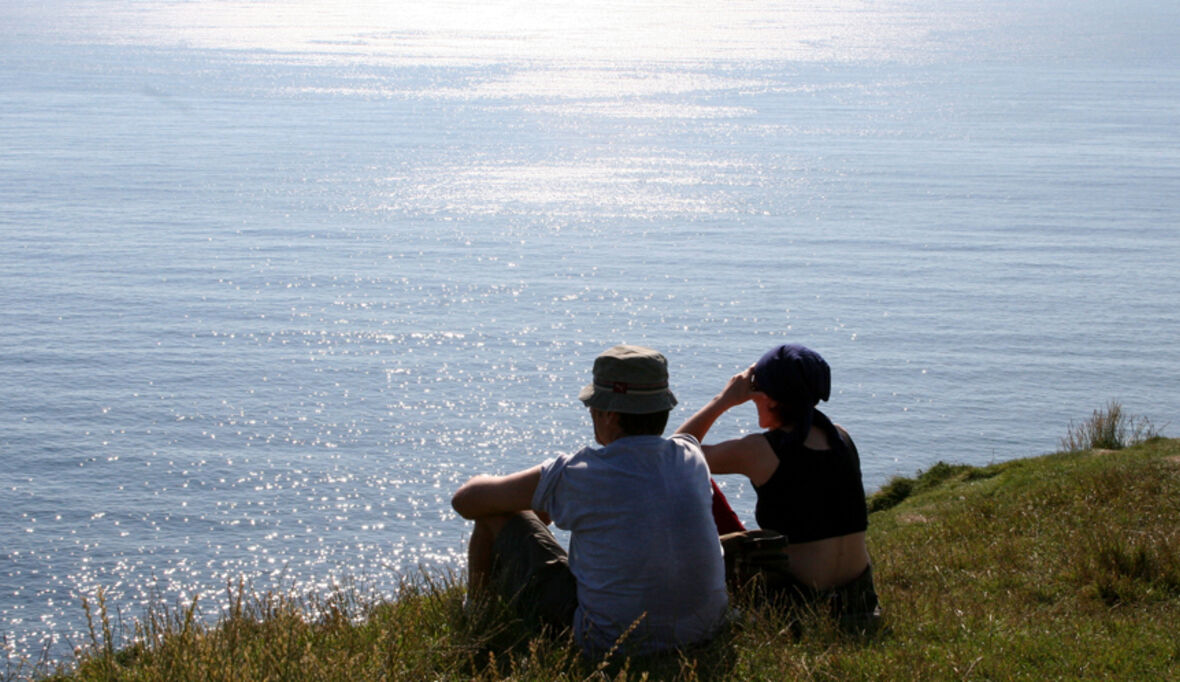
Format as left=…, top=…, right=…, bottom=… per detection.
left=1060, top=399, right=1161, bottom=452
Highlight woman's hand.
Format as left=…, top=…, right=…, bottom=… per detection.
left=716, top=365, right=757, bottom=408
left=674, top=364, right=757, bottom=441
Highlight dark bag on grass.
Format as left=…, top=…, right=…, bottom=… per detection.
left=723, top=529, right=884, bottom=634
left=720, top=529, right=793, bottom=596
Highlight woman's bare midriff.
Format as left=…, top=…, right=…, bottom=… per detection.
left=785, top=531, right=870, bottom=590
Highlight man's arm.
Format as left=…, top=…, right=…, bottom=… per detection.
left=451, top=464, right=544, bottom=520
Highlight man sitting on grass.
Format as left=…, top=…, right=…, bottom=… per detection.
left=452, top=344, right=728, bottom=656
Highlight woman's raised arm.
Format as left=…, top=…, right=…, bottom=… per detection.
left=675, top=365, right=756, bottom=441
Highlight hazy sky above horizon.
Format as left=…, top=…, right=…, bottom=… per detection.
left=4, top=0, right=1177, bottom=67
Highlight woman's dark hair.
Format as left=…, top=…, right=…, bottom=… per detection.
left=618, top=409, right=670, bottom=436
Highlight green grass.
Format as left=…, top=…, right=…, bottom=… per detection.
left=17, top=437, right=1180, bottom=680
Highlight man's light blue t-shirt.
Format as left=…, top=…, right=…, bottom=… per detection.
left=532, top=433, right=728, bottom=655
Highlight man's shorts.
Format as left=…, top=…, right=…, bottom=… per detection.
left=490, top=511, right=578, bottom=631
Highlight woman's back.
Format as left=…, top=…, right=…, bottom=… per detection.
left=758, top=422, right=871, bottom=589
left=754, top=417, right=868, bottom=539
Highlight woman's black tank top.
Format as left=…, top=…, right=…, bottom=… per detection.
left=753, top=410, right=869, bottom=543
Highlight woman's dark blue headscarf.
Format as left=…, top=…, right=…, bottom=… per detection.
left=752, top=344, right=831, bottom=443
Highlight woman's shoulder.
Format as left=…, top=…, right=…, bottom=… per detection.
left=830, top=423, right=859, bottom=455
left=701, top=432, right=777, bottom=481
left=706, top=431, right=772, bottom=454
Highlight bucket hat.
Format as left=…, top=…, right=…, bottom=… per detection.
left=578, top=344, right=677, bottom=414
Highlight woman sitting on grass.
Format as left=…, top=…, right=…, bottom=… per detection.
left=677, top=343, right=880, bottom=629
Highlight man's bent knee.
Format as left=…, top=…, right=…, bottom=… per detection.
left=488, top=512, right=575, bottom=631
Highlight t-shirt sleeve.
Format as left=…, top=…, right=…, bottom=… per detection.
left=669, top=433, right=707, bottom=466
left=532, top=454, right=565, bottom=521
left=533, top=449, right=594, bottom=530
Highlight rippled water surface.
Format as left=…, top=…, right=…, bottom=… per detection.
left=2, top=0, right=1178, bottom=662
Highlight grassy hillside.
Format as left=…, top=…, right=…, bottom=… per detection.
left=28, top=436, right=1180, bottom=680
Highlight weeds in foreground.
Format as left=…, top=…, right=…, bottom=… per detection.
left=1060, top=399, right=1161, bottom=452
left=45, top=577, right=473, bottom=681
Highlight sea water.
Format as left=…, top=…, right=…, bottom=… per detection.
left=2, top=0, right=1178, bottom=663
